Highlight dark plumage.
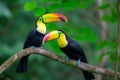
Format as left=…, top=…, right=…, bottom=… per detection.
left=43, top=30, right=95, bottom=80
left=16, top=29, right=44, bottom=73
left=16, top=13, right=67, bottom=73
left=60, top=40, right=94, bottom=80
left=60, top=30, right=95, bottom=80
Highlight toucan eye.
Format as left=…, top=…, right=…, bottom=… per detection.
left=39, top=17, right=45, bottom=23
left=58, top=31, right=62, bottom=38
left=39, top=17, right=42, bottom=20
left=58, top=31, right=61, bottom=34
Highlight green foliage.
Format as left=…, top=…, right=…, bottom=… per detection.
left=101, top=14, right=117, bottom=23
left=98, top=3, right=110, bottom=9
left=78, top=0, right=94, bottom=9
left=76, top=27, right=98, bottom=43
left=0, top=0, right=118, bottom=80
left=60, top=1, right=77, bottom=11
left=47, top=3, right=60, bottom=12
left=97, top=41, right=116, bottom=50
left=100, top=4, right=117, bottom=23
left=24, top=1, right=37, bottom=11
left=23, top=0, right=95, bottom=14
left=33, top=6, right=46, bottom=17
left=97, top=41, right=116, bottom=62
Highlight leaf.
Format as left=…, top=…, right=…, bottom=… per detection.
left=76, top=27, right=98, bottom=43
left=24, top=1, right=37, bottom=11
left=98, top=3, right=110, bottom=10
left=111, top=8, right=118, bottom=22
left=61, top=0, right=78, bottom=11
left=97, top=41, right=116, bottom=50
left=110, top=53, right=116, bottom=62
left=97, top=41, right=107, bottom=50
left=78, top=0, right=94, bottom=9
left=78, top=2, right=89, bottom=9
left=101, top=13, right=117, bottom=23
left=48, top=3, right=60, bottom=12
left=101, top=14, right=111, bottom=22
left=33, top=6, right=46, bottom=17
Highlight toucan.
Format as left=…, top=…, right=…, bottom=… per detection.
left=42, top=30, right=95, bottom=80
left=16, top=13, right=67, bottom=73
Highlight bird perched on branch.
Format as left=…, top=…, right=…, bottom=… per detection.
left=16, top=14, right=67, bottom=73
left=42, top=30, right=95, bottom=80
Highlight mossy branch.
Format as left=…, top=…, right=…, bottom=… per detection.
left=0, top=48, right=120, bottom=79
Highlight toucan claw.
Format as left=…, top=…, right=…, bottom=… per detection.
left=77, top=59, right=81, bottom=66
left=30, top=46, right=35, bottom=49
left=66, top=57, right=70, bottom=61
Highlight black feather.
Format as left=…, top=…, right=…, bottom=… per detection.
left=59, top=31, right=94, bottom=80
left=16, top=28, right=44, bottom=73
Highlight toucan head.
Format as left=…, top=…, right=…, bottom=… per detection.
left=38, top=13, right=67, bottom=23
left=42, top=30, right=62, bottom=44
left=36, top=13, right=67, bottom=34
left=43, top=30, right=68, bottom=48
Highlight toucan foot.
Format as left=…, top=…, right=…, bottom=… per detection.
left=30, top=46, right=35, bottom=49
left=66, top=57, right=69, bottom=61
left=77, top=59, right=81, bottom=65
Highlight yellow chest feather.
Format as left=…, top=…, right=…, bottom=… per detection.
left=57, top=34, right=68, bottom=48
left=37, top=21, right=46, bottom=34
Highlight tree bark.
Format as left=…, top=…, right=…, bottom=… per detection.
left=0, top=48, right=120, bottom=79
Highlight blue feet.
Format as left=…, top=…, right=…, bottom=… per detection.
left=77, top=59, right=81, bottom=65
left=30, top=46, right=35, bottom=49
left=66, top=57, right=70, bottom=61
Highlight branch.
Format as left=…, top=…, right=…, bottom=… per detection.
left=0, top=48, right=120, bottom=79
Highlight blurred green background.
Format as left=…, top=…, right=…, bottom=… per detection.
left=0, top=0, right=119, bottom=80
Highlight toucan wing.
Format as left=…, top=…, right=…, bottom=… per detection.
left=23, top=29, right=36, bottom=48
left=69, top=40, right=87, bottom=62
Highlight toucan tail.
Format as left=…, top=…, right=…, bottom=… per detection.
left=82, top=70, right=95, bottom=80
left=16, top=55, right=29, bottom=73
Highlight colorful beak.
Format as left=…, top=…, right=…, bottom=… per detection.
left=42, top=13, right=67, bottom=23
left=42, top=30, right=59, bottom=44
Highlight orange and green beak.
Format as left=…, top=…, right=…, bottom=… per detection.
left=42, top=13, right=67, bottom=23
left=42, top=30, right=60, bottom=44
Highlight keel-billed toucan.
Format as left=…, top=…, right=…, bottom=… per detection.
left=16, top=13, right=67, bottom=73
left=42, top=30, right=95, bottom=80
